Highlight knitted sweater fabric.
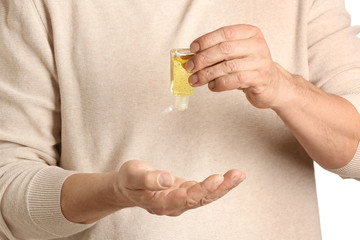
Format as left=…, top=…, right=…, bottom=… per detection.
left=1, top=0, right=360, bottom=239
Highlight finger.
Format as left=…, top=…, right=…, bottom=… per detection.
left=185, top=174, right=224, bottom=208
left=148, top=180, right=200, bottom=212
left=137, top=179, right=197, bottom=213
left=186, top=38, right=257, bottom=73
left=206, top=170, right=246, bottom=201
left=179, top=180, right=198, bottom=189
left=208, top=70, right=260, bottom=92
left=190, top=24, right=260, bottom=53
left=189, top=58, right=262, bottom=87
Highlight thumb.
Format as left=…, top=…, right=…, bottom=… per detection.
left=121, top=160, right=175, bottom=191
left=141, top=170, right=174, bottom=191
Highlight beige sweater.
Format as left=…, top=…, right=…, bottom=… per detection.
left=1, top=0, right=360, bottom=239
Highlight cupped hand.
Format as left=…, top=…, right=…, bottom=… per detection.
left=114, top=160, right=246, bottom=216
left=186, top=24, right=295, bottom=109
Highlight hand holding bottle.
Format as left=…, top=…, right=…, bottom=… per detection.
left=186, top=24, right=295, bottom=110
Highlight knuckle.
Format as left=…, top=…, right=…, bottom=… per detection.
left=195, top=53, right=208, bottom=67
left=199, top=68, right=213, bottom=82
left=224, top=60, right=237, bottom=73
left=185, top=198, right=198, bottom=208
left=202, top=34, right=214, bottom=48
left=236, top=71, right=247, bottom=84
left=199, top=197, right=212, bottom=206
left=205, top=69, right=213, bottom=80
left=222, top=77, right=230, bottom=89
left=221, top=27, right=234, bottom=40
left=219, top=41, right=233, bottom=55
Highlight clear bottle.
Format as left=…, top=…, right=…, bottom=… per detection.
left=170, top=48, right=194, bottom=111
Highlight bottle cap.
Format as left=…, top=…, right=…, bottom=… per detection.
left=174, top=96, right=189, bottom=111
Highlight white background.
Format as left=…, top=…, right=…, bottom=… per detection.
left=314, top=2, right=360, bottom=239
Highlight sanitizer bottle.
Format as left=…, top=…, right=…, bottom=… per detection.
left=170, top=49, right=194, bottom=111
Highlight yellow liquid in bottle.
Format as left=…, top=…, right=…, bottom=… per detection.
left=170, top=49, right=194, bottom=111
left=171, top=49, right=194, bottom=96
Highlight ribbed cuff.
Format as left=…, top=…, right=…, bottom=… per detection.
left=27, top=167, right=95, bottom=237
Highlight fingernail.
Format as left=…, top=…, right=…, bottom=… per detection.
left=158, top=173, right=173, bottom=187
left=189, top=74, right=198, bottom=85
left=209, top=81, right=215, bottom=89
left=190, top=42, right=200, bottom=52
left=232, top=175, right=244, bottom=185
left=185, top=60, right=194, bottom=72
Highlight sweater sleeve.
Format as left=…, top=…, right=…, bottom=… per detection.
left=307, top=0, right=360, bottom=179
left=0, top=1, right=94, bottom=239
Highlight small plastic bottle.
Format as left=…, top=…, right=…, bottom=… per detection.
left=170, top=48, right=194, bottom=111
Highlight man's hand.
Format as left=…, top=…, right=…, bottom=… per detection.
left=114, top=160, right=246, bottom=216
left=184, top=24, right=360, bottom=170
left=61, top=160, right=246, bottom=224
left=186, top=24, right=294, bottom=109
